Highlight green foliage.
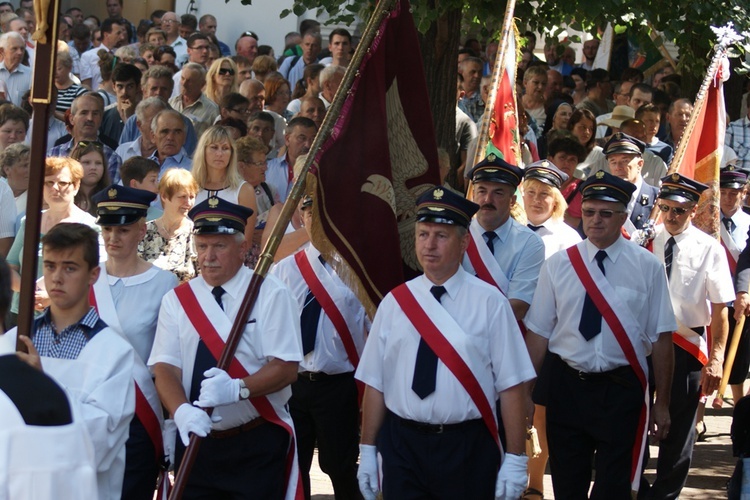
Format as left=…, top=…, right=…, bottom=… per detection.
left=283, top=0, right=749, bottom=85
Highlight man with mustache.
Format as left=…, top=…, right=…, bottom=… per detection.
left=462, top=155, right=545, bottom=323
left=641, top=173, right=734, bottom=499
left=48, top=92, right=123, bottom=183
left=100, top=64, right=143, bottom=149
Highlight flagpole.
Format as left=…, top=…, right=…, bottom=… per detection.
left=16, top=0, right=59, bottom=351
left=168, top=1, right=399, bottom=497
left=643, top=35, right=730, bottom=227
left=470, top=0, right=518, bottom=171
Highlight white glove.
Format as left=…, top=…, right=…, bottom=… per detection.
left=357, top=444, right=379, bottom=500
left=173, top=403, right=215, bottom=446
left=194, top=367, right=240, bottom=408
left=495, top=453, right=528, bottom=499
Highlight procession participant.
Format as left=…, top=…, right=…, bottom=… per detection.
left=90, top=184, right=178, bottom=499
left=520, top=159, right=581, bottom=499
left=462, top=154, right=545, bottom=322
left=717, top=166, right=750, bottom=403
left=356, top=187, right=535, bottom=500
left=522, top=159, right=582, bottom=258
left=642, top=174, right=734, bottom=499
left=602, top=132, right=659, bottom=233
left=525, top=171, right=676, bottom=499
left=0, top=255, right=98, bottom=500
left=149, top=196, right=303, bottom=499
left=7, top=223, right=136, bottom=500
left=272, top=195, right=368, bottom=500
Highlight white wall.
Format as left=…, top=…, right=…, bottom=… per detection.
left=174, top=0, right=298, bottom=56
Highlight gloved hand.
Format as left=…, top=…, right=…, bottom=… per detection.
left=495, top=453, right=528, bottom=499
left=173, top=403, right=214, bottom=446
left=357, top=444, right=379, bottom=500
left=194, top=367, right=240, bottom=408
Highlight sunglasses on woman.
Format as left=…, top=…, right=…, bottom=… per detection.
left=218, top=67, right=235, bottom=76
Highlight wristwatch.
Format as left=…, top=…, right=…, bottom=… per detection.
left=238, top=378, right=250, bottom=400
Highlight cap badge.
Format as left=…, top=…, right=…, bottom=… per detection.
left=208, top=197, right=219, bottom=207
left=595, top=171, right=605, bottom=179
left=728, top=165, right=735, bottom=171
left=107, top=188, right=117, bottom=199
left=541, top=160, right=548, bottom=168
left=433, top=188, right=444, bottom=200
left=671, top=173, right=679, bottom=181
left=487, top=153, right=497, bottom=162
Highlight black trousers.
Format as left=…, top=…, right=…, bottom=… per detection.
left=727, top=307, right=750, bottom=385
left=377, top=410, right=500, bottom=499
left=546, top=354, right=644, bottom=500
left=174, top=420, right=289, bottom=500
left=121, top=416, right=159, bottom=500
left=289, top=372, right=362, bottom=500
left=640, top=347, right=702, bottom=500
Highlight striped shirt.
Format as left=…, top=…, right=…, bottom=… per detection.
left=33, top=307, right=107, bottom=360
left=56, top=83, right=87, bottom=113
left=725, top=117, right=750, bottom=170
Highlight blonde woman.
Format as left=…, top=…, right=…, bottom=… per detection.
left=138, top=168, right=199, bottom=283
left=205, top=57, right=238, bottom=106
left=521, top=159, right=580, bottom=500
left=191, top=125, right=257, bottom=240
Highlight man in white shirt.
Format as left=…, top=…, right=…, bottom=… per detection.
left=80, top=19, right=126, bottom=90
left=0, top=32, right=30, bottom=107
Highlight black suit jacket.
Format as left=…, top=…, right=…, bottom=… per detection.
left=630, top=181, right=659, bottom=230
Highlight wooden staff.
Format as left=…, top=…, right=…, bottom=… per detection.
left=713, top=315, right=745, bottom=408
left=470, top=0, right=518, bottom=171
left=168, top=0, right=399, bottom=497
left=16, top=0, right=59, bottom=351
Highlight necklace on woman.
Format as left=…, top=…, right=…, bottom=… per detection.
left=158, top=217, right=184, bottom=238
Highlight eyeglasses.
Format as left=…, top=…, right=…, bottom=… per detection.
left=218, top=67, right=235, bottom=76
left=230, top=107, right=250, bottom=115
left=44, top=180, right=74, bottom=190
left=161, top=19, right=177, bottom=25
left=240, top=31, right=258, bottom=40
left=190, top=44, right=210, bottom=51
left=657, top=204, right=691, bottom=215
left=581, top=208, right=626, bottom=218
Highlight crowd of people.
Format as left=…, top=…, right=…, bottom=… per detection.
left=0, top=1, right=748, bottom=500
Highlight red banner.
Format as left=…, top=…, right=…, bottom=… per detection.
left=308, top=0, right=441, bottom=317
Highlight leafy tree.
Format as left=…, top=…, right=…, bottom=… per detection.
left=243, top=0, right=750, bottom=172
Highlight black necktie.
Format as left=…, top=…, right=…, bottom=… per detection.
left=300, top=289, right=322, bottom=355
left=412, top=286, right=446, bottom=399
left=664, top=237, right=676, bottom=280
left=190, top=286, right=225, bottom=403
left=723, top=217, right=734, bottom=233
left=484, top=231, right=497, bottom=254
left=211, top=286, right=225, bottom=310
left=527, top=224, right=542, bottom=232
left=578, top=250, right=607, bottom=341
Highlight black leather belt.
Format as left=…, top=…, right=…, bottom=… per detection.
left=298, top=371, right=354, bottom=382
left=208, top=417, right=266, bottom=439
left=394, top=413, right=481, bottom=434
left=560, top=359, right=635, bottom=387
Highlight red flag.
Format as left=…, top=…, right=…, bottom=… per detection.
left=308, top=0, right=441, bottom=317
left=486, top=24, right=520, bottom=163
left=671, top=59, right=726, bottom=238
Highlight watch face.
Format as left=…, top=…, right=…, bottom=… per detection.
left=240, top=387, right=251, bottom=399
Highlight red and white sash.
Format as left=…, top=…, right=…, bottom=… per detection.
left=391, top=282, right=502, bottom=454
left=567, top=245, right=649, bottom=494
left=294, top=249, right=364, bottom=403
left=464, top=222, right=510, bottom=294
left=651, top=231, right=711, bottom=364
left=88, top=280, right=170, bottom=499
left=174, top=282, right=303, bottom=500
left=720, top=223, right=740, bottom=276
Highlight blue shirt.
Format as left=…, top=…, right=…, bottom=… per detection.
left=266, top=156, right=292, bottom=203
left=120, top=113, right=197, bottom=157
left=33, top=307, right=107, bottom=360
left=148, top=148, right=192, bottom=178
left=48, top=138, right=123, bottom=184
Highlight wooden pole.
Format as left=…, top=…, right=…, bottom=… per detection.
left=16, top=0, right=60, bottom=351
left=712, top=315, right=745, bottom=408
left=470, top=0, right=518, bottom=171
left=168, top=1, right=399, bottom=497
